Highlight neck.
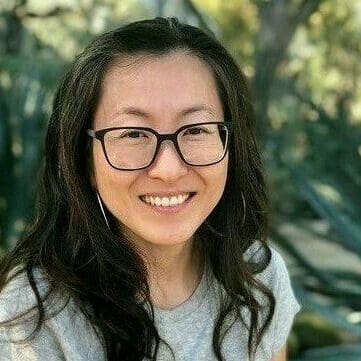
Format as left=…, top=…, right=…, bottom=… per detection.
left=133, top=233, right=204, bottom=309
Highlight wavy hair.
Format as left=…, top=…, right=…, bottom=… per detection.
left=0, top=17, right=275, bottom=361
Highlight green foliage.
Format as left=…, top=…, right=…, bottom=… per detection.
left=293, top=344, right=361, bottom=361
left=294, top=313, right=343, bottom=350
left=1, top=1, right=360, bottom=360
left=0, top=0, right=149, bottom=248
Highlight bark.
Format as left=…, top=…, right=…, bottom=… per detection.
left=252, top=0, right=326, bottom=138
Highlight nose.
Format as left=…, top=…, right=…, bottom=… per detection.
left=147, top=140, right=188, bottom=181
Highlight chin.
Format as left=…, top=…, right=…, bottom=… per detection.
left=137, top=227, right=196, bottom=247
left=116, top=215, right=200, bottom=247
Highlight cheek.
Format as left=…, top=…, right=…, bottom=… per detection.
left=94, top=170, right=136, bottom=227
left=92, top=146, right=132, bottom=201
left=90, top=147, right=102, bottom=188
left=202, top=157, right=228, bottom=200
left=213, top=156, right=229, bottom=190
left=92, top=147, right=109, bottom=190
left=217, top=167, right=228, bottom=199
left=213, top=160, right=228, bottom=207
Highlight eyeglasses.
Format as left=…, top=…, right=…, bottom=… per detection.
left=86, top=121, right=233, bottom=171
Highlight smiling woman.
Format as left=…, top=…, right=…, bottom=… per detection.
left=90, top=54, right=228, bottom=253
left=0, top=17, right=300, bottom=361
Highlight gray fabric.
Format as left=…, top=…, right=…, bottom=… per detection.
left=0, top=243, right=301, bottom=360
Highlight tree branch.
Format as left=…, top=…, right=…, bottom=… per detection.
left=15, top=6, right=72, bottom=19
left=183, top=0, right=214, bottom=34
left=293, top=0, right=327, bottom=28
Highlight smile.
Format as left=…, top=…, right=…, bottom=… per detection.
left=139, top=192, right=196, bottom=207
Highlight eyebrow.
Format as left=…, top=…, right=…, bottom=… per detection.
left=111, top=104, right=217, bottom=120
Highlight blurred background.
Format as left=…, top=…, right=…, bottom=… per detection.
left=0, top=0, right=360, bottom=360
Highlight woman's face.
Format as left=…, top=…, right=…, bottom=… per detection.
left=91, top=52, right=228, bottom=249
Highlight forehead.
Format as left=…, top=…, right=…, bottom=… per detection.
left=93, top=52, right=224, bottom=128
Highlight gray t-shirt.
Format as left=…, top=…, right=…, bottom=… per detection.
left=0, top=243, right=301, bottom=360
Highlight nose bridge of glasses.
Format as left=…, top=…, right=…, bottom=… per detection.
left=154, top=132, right=182, bottom=160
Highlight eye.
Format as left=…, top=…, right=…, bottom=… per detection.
left=123, top=131, right=147, bottom=139
left=111, top=130, right=149, bottom=140
left=107, top=129, right=151, bottom=142
left=183, top=126, right=210, bottom=135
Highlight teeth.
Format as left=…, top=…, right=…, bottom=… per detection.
left=141, top=193, right=192, bottom=207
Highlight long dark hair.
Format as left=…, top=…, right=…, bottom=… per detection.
left=0, top=17, right=274, bottom=361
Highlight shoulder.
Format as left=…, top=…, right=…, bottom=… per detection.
left=261, top=245, right=292, bottom=286
left=0, top=265, right=106, bottom=360
left=243, top=240, right=301, bottom=323
left=245, top=241, right=301, bottom=356
left=0, top=265, right=50, bottom=323
left=244, top=240, right=296, bottom=291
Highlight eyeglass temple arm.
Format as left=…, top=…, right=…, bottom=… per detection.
left=86, top=129, right=96, bottom=138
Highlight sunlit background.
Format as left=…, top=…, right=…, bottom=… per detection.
left=0, top=1, right=360, bottom=360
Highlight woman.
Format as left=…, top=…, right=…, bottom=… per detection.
left=0, top=17, right=301, bottom=361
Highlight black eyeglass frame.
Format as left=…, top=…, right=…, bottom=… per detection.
left=86, top=121, right=234, bottom=171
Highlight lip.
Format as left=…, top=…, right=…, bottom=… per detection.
left=138, top=192, right=197, bottom=214
left=140, top=191, right=196, bottom=197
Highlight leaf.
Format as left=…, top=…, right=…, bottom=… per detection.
left=284, top=161, right=361, bottom=256
left=292, top=281, right=361, bottom=336
left=292, top=344, right=361, bottom=361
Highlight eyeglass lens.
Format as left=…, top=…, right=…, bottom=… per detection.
left=103, top=123, right=228, bottom=170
